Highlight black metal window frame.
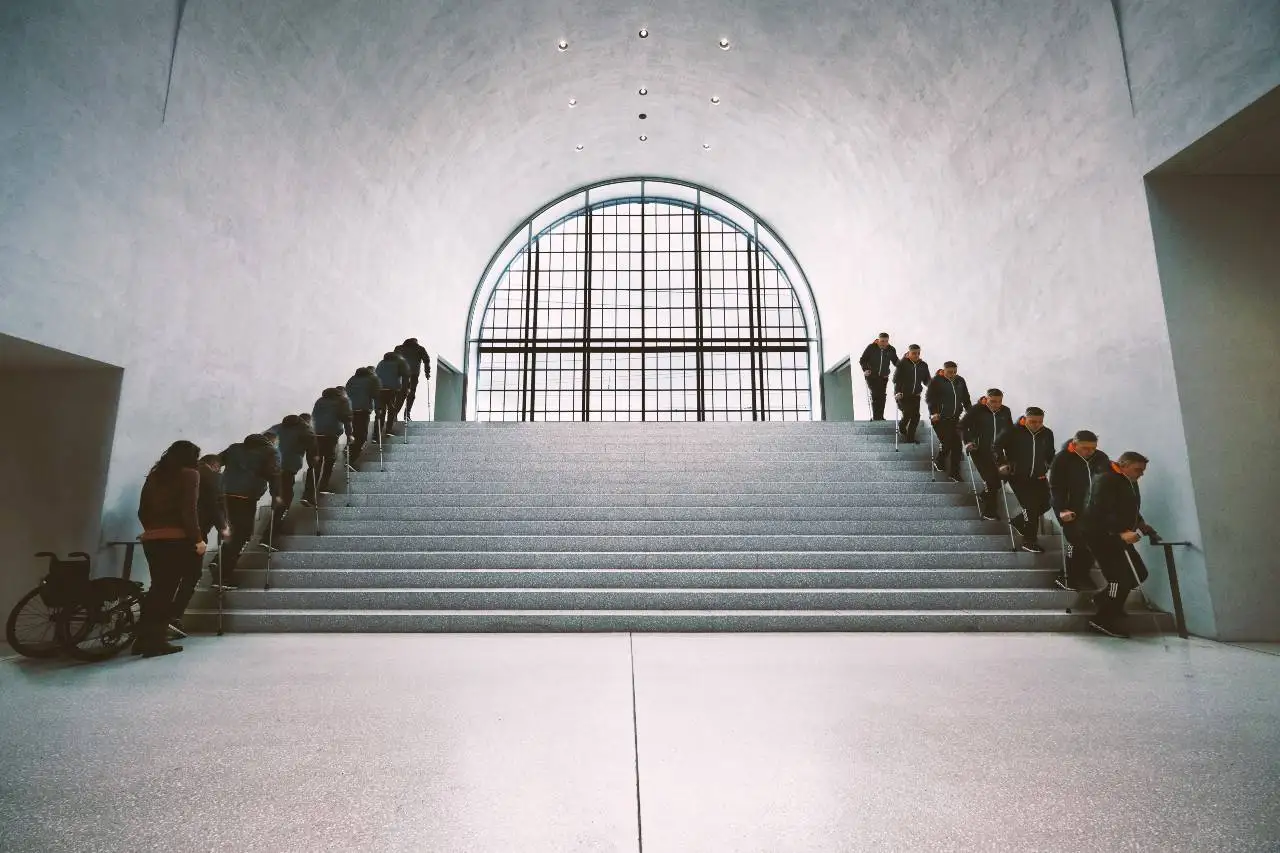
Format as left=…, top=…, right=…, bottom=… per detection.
left=464, top=179, right=824, bottom=422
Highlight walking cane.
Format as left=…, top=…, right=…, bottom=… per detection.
left=999, top=480, right=1018, bottom=552
left=893, top=390, right=900, bottom=452
left=263, top=502, right=275, bottom=592
left=215, top=531, right=225, bottom=637
left=928, top=417, right=938, bottom=482
left=314, top=460, right=324, bottom=536
left=963, top=449, right=984, bottom=519
left=1125, top=545, right=1169, bottom=650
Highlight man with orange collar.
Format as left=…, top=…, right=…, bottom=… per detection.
left=925, top=361, right=972, bottom=482
left=995, top=406, right=1055, bottom=553
left=1049, top=430, right=1111, bottom=591
left=1083, top=452, right=1159, bottom=638
left=959, top=389, right=1013, bottom=520
left=858, top=332, right=899, bottom=421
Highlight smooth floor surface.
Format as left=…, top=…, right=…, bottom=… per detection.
left=1, top=634, right=1278, bottom=853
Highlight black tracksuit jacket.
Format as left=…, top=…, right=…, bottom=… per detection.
left=1084, top=467, right=1146, bottom=546
left=893, top=359, right=931, bottom=396
left=858, top=343, right=899, bottom=378
left=925, top=373, right=972, bottom=420
left=958, top=402, right=1013, bottom=455
left=994, top=420, right=1055, bottom=480
left=1048, top=444, right=1112, bottom=518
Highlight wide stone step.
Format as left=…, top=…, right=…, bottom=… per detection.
left=342, top=481, right=968, bottom=495
left=276, top=534, right=1020, bottom=552
left=189, top=587, right=1076, bottom=610
left=332, top=493, right=975, bottom=508
left=313, top=519, right=1007, bottom=536
left=375, top=450, right=921, bottom=463
left=366, top=460, right=933, bottom=474
left=353, top=470, right=941, bottom=484
left=180, top=608, right=1176, bottom=633
left=319, top=505, right=982, bottom=522
left=234, top=565, right=1060, bottom=588
left=400, top=436, right=908, bottom=448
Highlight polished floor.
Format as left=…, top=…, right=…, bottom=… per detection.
left=1, top=633, right=1278, bottom=853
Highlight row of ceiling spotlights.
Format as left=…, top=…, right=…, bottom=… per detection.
left=557, top=36, right=731, bottom=50
left=569, top=95, right=721, bottom=106
left=574, top=142, right=714, bottom=149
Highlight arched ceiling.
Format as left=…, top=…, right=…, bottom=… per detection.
left=158, top=0, right=1099, bottom=360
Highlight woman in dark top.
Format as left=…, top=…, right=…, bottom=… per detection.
left=136, top=440, right=206, bottom=657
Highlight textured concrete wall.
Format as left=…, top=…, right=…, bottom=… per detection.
left=1, top=0, right=1276, bottom=633
left=0, top=368, right=121, bottom=621
left=1147, top=177, right=1280, bottom=641
left=1115, top=0, right=1280, bottom=169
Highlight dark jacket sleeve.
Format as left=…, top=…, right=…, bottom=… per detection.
left=958, top=379, right=973, bottom=414
left=179, top=468, right=202, bottom=544
left=957, top=408, right=974, bottom=443
left=857, top=344, right=876, bottom=372
left=925, top=377, right=939, bottom=414
left=1040, top=429, right=1057, bottom=473
left=258, top=447, right=282, bottom=499
left=889, top=346, right=900, bottom=367
left=1048, top=452, right=1069, bottom=515
left=340, top=398, right=353, bottom=434
left=421, top=349, right=432, bottom=379
left=892, top=362, right=909, bottom=395
left=1086, top=475, right=1129, bottom=541
left=200, top=469, right=227, bottom=531
left=993, top=428, right=1012, bottom=467
left=302, top=427, right=318, bottom=457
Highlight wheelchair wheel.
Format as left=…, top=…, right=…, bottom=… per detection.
left=57, top=581, right=141, bottom=662
left=5, top=587, right=64, bottom=659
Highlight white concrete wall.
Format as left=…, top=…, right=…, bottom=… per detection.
left=2, top=0, right=1277, bottom=634
left=1147, top=177, right=1280, bottom=641
left=1115, top=0, right=1280, bottom=169
left=0, top=367, right=121, bottom=629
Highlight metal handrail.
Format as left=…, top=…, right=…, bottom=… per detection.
left=1148, top=536, right=1192, bottom=639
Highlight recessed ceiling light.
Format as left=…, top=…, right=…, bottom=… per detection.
left=557, top=39, right=569, bottom=51
left=639, top=113, right=647, bottom=120
left=718, top=37, right=731, bottom=50
left=710, top=96, right=721, bottom=104
left=575, top=144, right=584, bottom=150
left=638, top=87, right=648, bottom=96
left=568, top=98, right=577, bottom=107
left=638, top=28, right=649, bottom=38
left=639, top=134, right=648, bottom=142
left=702, top=143, right=711, bottom=150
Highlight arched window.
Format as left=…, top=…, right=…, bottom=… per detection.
left=464, top=179, right=823, bottom=421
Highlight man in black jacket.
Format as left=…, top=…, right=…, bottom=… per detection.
left=219, top=435, right=283, bottom=589
left=858, top=332, right=899, bottom=421
left=305, top=388, right=353, bottom=505
left=1083, top=451, right=1159, bottom=638
left=995, top=407, right=1055, bottom=553
left=892, top=344, right=930, bottom=443
left=1048, top=430, right=1111, bottom=591
left=396, top=338, right=432, bottom=421
left=344, top=367, right=382, bottom=460
left=168, top=455, right=232, bottom=633
left=925, top=361, right=972, bottom=482
left=960, top=389, right=1013, bottom=520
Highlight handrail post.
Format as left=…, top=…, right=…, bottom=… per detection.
left=105, top=539, right=140, bottom=582
left=1153, top=539, right=1192, bottom=639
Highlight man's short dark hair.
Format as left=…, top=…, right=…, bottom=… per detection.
left=199, top=454, right=220, bottom=466
left=878, top=332, right=889, bottom=338
left=1118, top=451, right=1149, bottom=465
left=986, top=388, right=1003, bottom=397
left=908, top=344, right=920, bottom=351
left=300, top=413, right=312, bottom=422
left=943, top=361, right=957, bottom=369
left=1025, top=406, right=1044, bottom=417
left=1074, top=430, right=1099, bottom=443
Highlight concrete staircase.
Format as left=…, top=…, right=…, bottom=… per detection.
left=186, top=421, right=1172, bottom=632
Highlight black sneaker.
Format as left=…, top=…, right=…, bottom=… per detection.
left=300, top=498, right=316, bottom=508
left=947, top=474, right=963, bottom=483
left=980, top=509, right=998, bottom=521
left=212, top=582, right=239, bottom=591
left=1054, top=578, right=1080, bottom=592
left=1020, top=541, right=1045, bottom=554
left=932, top=459, right=945, bottom=473
left=167, top=622, right=188, bottom=640
left=1009, top=515, right=1028, bottom=536
left=1087, top=619, right=1130, bottom=639
left=141, top=642, right=183, bottom=658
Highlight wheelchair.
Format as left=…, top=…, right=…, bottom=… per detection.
left=4, top=552, right=144, bottom=662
